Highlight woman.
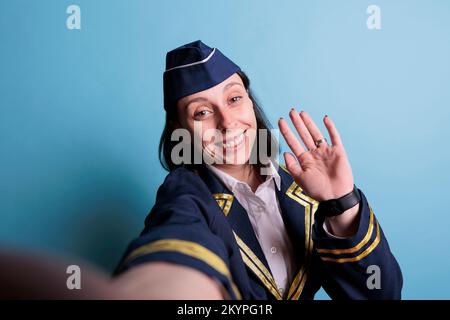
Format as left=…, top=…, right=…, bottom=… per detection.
left=114, top=40, right=403, bottom=300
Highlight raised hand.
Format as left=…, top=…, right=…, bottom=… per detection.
left=278, top=109, right=355, bottom=202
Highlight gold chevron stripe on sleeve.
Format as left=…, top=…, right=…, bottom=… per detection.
left=124, top=239, right=230, bottom=276
left=319, top=221, right=381, bottom=263
left=122, top=239, right=241, bottom=298
left=316, top=207, right=375, bottom=255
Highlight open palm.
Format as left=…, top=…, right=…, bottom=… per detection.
left=278, top=110, right=354, bottom=202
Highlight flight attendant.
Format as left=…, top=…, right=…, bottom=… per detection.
left=114, top=40, right=403, bottom=300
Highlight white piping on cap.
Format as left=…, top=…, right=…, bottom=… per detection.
left=165, top=48, right=216, bottom=73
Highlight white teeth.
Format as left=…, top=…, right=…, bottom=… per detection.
left=223, top=132, right=244, bottom=149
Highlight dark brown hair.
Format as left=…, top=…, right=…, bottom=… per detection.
left=158, top=70, right=279, bottom=171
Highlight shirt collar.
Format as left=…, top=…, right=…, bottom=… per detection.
left=206, top=161, right=281, bottom=192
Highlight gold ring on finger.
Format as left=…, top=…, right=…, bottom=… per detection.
left=315, top=137, right=327, bottom=148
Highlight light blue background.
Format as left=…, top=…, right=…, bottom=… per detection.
left=1, top=0, right=449, bottom=299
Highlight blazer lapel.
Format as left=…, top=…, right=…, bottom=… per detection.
left=198, top=166, right=283, bottom=299
left=276, top=164, right=319, bottom=300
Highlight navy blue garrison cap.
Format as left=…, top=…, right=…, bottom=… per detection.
left=163, top=40, right=241, bottom=111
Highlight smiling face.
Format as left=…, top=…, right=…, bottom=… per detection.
left=176, top=73, right=258, bottom=167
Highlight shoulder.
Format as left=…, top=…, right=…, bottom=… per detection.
left=158, top=166, right=208, bottom=195
left=151, top=166, right=216, bottom=216
left=143, top=167, right=216, bottom=229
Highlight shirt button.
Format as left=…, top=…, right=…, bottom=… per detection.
left=279, top=288, right=285, bottom=295
left=271, top=246, right=277, bottom=254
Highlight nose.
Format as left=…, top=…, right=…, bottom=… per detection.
left=216, top=107, right=238, bottom=131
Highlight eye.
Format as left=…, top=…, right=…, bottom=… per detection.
left=194, top=109, right=212, bottom=119
left=230, top=96, right=243, bottom=103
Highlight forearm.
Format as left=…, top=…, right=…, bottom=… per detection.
left=0, top=249, right=224, bottom=299
left=324, top=203, right=360, bottom=238
left=313, top=191, right=403, bottom=299
left=0, top=249, right=118, bottom=299
left=113, top=262, right=225, bottom=299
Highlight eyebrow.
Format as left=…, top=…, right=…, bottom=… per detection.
left=223, top=82, right=244, bottom=92
left=184, top=82, right=244, bottom=109
left=184, top=97, right=208, bottom=110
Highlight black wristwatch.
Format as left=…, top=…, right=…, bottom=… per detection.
left=316, top=185, right=361, bottom=218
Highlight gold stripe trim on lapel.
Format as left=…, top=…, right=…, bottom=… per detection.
left=234, top=232, right=283, bottom=300
left=212, top=193, right=234, bottom=216
left=284, top=180, right=318, bottom=300
left=212, top=191, right=282, bottom=299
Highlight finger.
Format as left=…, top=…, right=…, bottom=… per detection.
left=323, top=115, right=343, bottom=147
left=289, top=108, right=316, bottom=150
left=299, top=111, right=328, bottom=147
left=284, top=152, right=303, bottom=177
left=278, top=117, right=306, bottom=158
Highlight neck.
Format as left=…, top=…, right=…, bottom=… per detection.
left=213, top=163, right=263, bottom=193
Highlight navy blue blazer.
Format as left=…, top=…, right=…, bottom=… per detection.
left=114, top=164, right=403, bottom=300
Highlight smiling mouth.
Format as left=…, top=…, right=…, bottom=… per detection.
left=215, top=130, right=246, bottom=149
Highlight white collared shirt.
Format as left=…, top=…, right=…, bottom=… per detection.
left=207, top=162, right=296, bottom=297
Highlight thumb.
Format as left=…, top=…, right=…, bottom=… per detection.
left=284, top=152, right=303, bottom=178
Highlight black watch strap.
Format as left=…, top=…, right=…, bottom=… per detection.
left=316, top=185, right=361, bottom=218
